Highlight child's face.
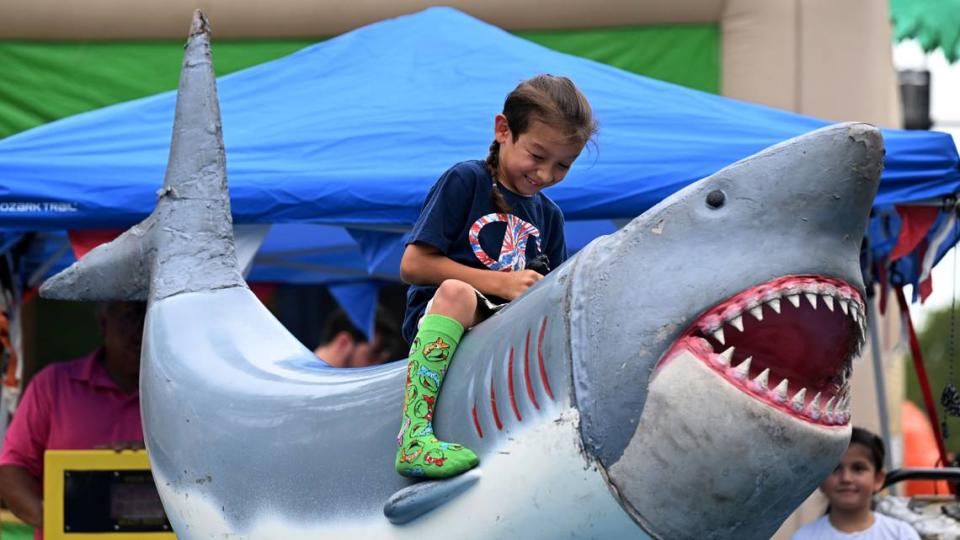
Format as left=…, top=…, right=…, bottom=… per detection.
left=494, top=115, right=584, bottom=197
left=820, top=443, right=884, bottom=512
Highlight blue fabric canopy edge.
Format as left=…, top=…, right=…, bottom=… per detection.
left=0, top=7, right=957, bottom=302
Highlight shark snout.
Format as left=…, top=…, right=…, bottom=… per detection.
left=604, top=350, right=852, bottom=539
left=569, top=123, right=882, bottom=539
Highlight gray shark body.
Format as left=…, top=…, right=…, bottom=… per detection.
left=41, top=12, right=882, bottom=540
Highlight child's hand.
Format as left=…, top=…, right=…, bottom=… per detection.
left=499, top=270, right=543, bottom=300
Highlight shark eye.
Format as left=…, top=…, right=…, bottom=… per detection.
left=706, top=190, right=726, bottom=209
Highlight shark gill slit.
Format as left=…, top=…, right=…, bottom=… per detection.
left=537, top=317, right=554, bottom=400
left=507, top=346, right=522, bottom=422
left=472, top=402, right=483, bottom=438
left=523, top=329, right=540, bottom=410
left=490, top=366, right=504, bottom=430
left=471, top=318, right=553, bottom=438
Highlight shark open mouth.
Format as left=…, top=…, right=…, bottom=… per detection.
left=658, top=275, right=866, bottom=426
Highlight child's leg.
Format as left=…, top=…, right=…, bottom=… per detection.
left=396, top=280, right=481, bottom=478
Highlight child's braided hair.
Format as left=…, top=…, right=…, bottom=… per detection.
left=485, top=74, right=597, bottom=214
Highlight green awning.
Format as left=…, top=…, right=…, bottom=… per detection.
left=890, top=0, right=960, bottom=62
left=0, top=25, right=719, bottom=139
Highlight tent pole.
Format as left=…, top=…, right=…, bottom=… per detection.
left=895, top=286, right=954, bottom=492
left=895, top=195, right=958, bottom=208
left=867, top=299, right=896, bottom=493
left=0, top=234, right=24, bottom=259
left=25, top=237, right=70, bottom=289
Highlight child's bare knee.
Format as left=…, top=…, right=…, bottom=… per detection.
left=428, top=280, right=477, bottom=322
left=435, top=280, right=475, bottom=304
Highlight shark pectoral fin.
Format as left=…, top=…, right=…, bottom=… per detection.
left=233, top=224, right=271, bottom=278
left=383, top=469, right=481, bottom=525
left=40, top=216, right=156, bottom=301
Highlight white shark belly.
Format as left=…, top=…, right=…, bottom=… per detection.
left=152, top=408, right=646, bottom=540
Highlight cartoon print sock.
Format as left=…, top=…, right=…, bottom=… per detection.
left=395, top=314, right=479, bottom=478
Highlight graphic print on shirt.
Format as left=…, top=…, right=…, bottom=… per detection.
left=469, top=213, right=542, bottom=271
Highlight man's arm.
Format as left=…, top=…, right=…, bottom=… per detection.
left=400, top=243, right=542, bottom=301
left=0, top=464, right=42, bottom=528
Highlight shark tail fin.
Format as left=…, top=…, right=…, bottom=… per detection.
left=40, top=10, right=247, bottom=303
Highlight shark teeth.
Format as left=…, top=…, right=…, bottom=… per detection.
left=701, top=346, right=853, bottom=425
left=689, top=276, right=863, bottom=426
left=823, top=398, right=836, bottom=424
left=713, top=328, right=725, bottom=345
left=790, top=388, right=806, bottom=411
left=806, top=392, right=821, bottom=419
left=751, top=368, right=770, bottom=391
left=699, top=344, right=852, bottom=425
left=729, top=315, right=744, bottom=332
left=772, top=378, right=789, bottom=402
left=699, top=278, right=867, bottom=352
left=733, top=356, right=752, bottom=379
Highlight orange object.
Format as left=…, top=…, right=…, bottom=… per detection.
left=0, top=310, right=18, bottom=388
left=67, top=229, right=124, bottom=259
left=902, top=399, right=951, bottom=495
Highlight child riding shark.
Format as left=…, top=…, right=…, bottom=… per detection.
left=41, top=11, right=880, bottom=540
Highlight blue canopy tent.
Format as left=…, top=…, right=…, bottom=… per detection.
left=0, top=7, right=958, bottom=334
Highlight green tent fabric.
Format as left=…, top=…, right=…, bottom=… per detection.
left=0, top=40, right=314, bottom=137
left=890, top=0, right=960, bottom=62
left=518, top=25, right=719, bottom=95
left=0, top=24, right=718, bottom=138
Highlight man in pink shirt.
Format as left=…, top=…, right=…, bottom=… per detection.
left=0, top=301, right=146, bottom=539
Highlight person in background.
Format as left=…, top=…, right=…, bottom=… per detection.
left=314, top=308, right=403, bottom=368
left=0, top=301, right=147, bottom=540
left=790, top=426, right=920, bottom=540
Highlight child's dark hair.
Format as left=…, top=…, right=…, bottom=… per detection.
left=319, top=307, right=404, bottom=364
left=485, top=74, right=597, bottom=213
left=318, top=308, right=367, bottom=346
left=850, top=426, right=885, bottom=472
left=823, top=427, right=886, bottom=515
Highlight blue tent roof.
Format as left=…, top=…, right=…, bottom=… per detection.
left=0, top=7, right=958, bottom=298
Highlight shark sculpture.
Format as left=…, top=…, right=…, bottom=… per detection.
left=41, top=11, right=882, bottom=540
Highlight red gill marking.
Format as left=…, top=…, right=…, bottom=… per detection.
left=537, top=317, right=554, bottom=400
left=523, top=329, right=540, bottom=410
left=472, top=402, right=483, bottom=438
left=507, top=347, right=522, bottom=422
left=490, top=369, right=504, bottom=430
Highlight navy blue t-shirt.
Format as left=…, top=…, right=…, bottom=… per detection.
left=402, top=160, right=567, bottom=343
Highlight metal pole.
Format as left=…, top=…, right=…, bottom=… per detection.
left=895, top=195, right=958, bottom=208
left=867, top=299, right=896, bottom=493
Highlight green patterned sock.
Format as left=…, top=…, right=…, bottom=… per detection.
left=395, top=314, right=478, bottom=478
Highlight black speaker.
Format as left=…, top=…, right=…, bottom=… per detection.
left=899, top=69, right=933, bottom=130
